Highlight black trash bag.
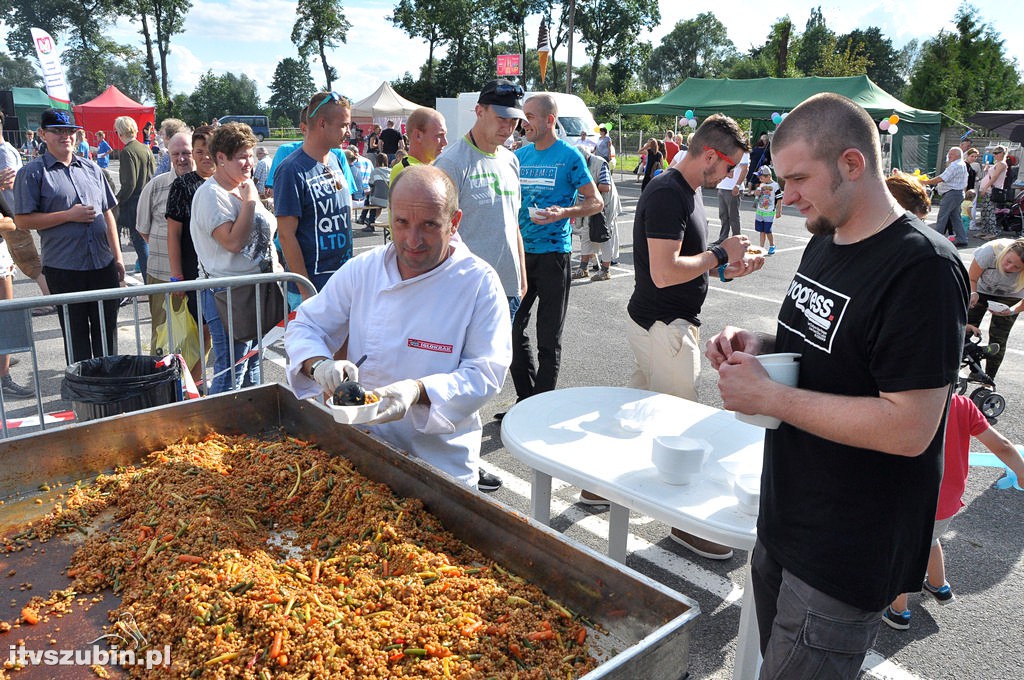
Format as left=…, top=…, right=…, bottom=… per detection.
left=61, top=355, right=181, bottom=422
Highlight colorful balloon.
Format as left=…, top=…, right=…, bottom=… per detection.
left=688, top=118, right=697, bottom=128
left=888, top=114, right=900, bottom=125
left=888, top=124, right=899, bottom=135
left=685, top=110, right=694, bottom=120
left=879, top=120, right=890, bottom=131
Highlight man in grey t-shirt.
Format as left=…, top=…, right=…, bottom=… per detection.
left=433, top=79, right=529, bottom=493
left=434, top=79, right=527, bottom=312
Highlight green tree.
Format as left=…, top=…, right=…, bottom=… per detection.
left=268, top=57, right=316, bottom=125
left=794, top=6, right=834, bottom=75
left=64, top=38, right=148, bottom=102
left=492, top=0, right=547, bottom=68
left=643, top=12, right=735, bottom=91
left=117, top=0, right=191, bottom=104
left=574, top=0, right=660, bottom=91
left=181, top=71, right=262, bottom=125
left=905, top=4, right=1024, bottom=120
left=0, top=51, right=42, bottom=89
left=390, top=0, right=448, bottom=89
left=291, top=0, right=351, bottom=90
left=836, top=27, right=904, bottom=95
left=816, top=41, right=870, bottom=77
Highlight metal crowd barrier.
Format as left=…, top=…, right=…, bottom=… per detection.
left=0, top=272, right=316, bottom=438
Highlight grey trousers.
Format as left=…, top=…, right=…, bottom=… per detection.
left=934, top=189, right=966, bottom=244
left=717, top=188, right=741, bottom=242
left=751, top=540, right=882, bottom=680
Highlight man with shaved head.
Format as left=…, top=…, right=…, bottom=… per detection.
left=286, top=165, right=511, bottom=488
left=390, top=107, right=448, bottom=185
left=705, top=93, right=969, bottom=678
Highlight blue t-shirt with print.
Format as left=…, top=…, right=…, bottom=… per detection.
left=273, top=148, right=353, bottom=292
left=515, top=140, right=593, bottom=253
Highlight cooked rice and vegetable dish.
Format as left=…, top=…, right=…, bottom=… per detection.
left=2, top=433, right=599, bottom=679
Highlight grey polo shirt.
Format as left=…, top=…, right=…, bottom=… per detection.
left=13, top=151, right=118, bottom=271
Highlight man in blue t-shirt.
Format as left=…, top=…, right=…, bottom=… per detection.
left=94, top=131, right=112, bottom=168
left=507, top=93, right=602, bottom=405
left=274, top=93, right=355, bottom=306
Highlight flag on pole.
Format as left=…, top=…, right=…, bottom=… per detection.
left=537, top=18, right=552, bottom=84
left=30, top=28, right=71, bottom=104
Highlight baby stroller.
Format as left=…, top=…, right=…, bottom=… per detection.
left=994, top=191, right=1024, bottom=235
left=955, top=334, right=1006, bottom=421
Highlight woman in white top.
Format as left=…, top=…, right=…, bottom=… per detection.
left=977, top=145, right=1008, bottom=238
left=190, top=122, right=280, bottom=394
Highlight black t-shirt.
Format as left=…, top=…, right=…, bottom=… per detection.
left=762, top=214, right=969, bottom=612
left=165, top=171, right=207, bottom=280
left=379, top=128, right=402, bottom=154
left=966, top=163, right=977, bottom=191
left=628, top=169, right=708, bottom=330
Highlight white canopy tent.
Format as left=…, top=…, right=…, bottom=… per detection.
left=350, top=82, right=422, bottom=124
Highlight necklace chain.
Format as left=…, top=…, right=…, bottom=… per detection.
left=848, top=205, right=895, bottom=243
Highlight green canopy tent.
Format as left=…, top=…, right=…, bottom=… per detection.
left=9, top=87, right=74, bottom=135
left=620, top=76, right=941, bottom=173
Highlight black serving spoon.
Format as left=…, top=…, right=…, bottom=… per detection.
left=332, top=355, right=368, bottom=406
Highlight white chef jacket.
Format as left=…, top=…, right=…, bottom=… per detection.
left=285, top=239, right=512, bottom=486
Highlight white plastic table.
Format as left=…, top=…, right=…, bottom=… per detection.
left=500, top=386, right=765, bottom=680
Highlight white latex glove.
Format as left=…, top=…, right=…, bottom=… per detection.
left=367, top=379, right=421, bottom=424
left=312, top=359, right=360, bottom=396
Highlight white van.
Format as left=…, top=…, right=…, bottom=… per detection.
left=437, top=91, right=598, bottom=141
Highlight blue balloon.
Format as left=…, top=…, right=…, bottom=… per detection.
left=685, top=109, right=694, bottom=119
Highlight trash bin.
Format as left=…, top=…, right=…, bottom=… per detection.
left=61, top=355, right=181, bottom=422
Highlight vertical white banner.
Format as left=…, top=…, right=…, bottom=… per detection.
left=30, top=28, right=71, bottom=104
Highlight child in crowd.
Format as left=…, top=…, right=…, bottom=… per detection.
left=753, top=165, right=782, bottom=255
left=962, top=188, right=976, bottom=234
left=882, top=390, right=1024, bottom=630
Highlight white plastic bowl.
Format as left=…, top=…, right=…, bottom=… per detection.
left=987, top=300, right=1011, bottom=314
left=651, top=436, right=710, bottom=485
left=328, top=398, right=380, bottom=425
left=733, top=474, right=761, bottom=516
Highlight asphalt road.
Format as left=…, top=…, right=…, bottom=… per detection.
left=4, top=159, right=1023, bottom=680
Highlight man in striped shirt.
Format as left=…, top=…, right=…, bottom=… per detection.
left=925, top=147, right=969, bottom=246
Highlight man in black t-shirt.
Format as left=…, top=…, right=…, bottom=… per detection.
left=379, top=120, right=403, bottom=162
left=624, top=113, right=761, bottom=559
left=706, top=94, right=968, bottom=680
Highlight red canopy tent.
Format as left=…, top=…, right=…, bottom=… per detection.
left=72, top=85, right=155, bottom=150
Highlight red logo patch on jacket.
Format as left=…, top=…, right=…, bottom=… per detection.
left=408, top=338, right=453, bottom=354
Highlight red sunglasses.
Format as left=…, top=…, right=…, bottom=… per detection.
left=704, top=146, right=737, bottom=173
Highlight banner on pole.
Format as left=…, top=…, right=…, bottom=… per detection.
left=30, top=28, right=71, bottom=104
left=496, top=54, right=522, bottom=77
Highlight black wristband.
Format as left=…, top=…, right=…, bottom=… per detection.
left=709, top=245, right=729, bottom=268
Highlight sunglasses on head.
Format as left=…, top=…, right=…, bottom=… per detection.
left=322, top=165, right=345, bottom=192
left=493, top=83, right=524, bottom=98
left=704, top=145, right=737, bottom=173
left=308, top=91, right=349, bottom=120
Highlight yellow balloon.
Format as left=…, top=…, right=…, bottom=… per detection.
left=888, top=114, right=900, bottom=125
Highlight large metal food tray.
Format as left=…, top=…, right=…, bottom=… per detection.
left=0, top=383, right=698, bottom=679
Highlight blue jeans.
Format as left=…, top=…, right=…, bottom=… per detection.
left=201, top=288, right=260, bottom=394
left=129, top=226, right=149, bottom=279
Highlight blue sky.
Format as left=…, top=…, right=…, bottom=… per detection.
left=6, top=0, right=1023, bottom=104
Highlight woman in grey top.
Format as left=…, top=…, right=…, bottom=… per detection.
left=966, top=237, right=1024, bottom=379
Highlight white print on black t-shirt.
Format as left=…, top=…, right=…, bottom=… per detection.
left=778, top=273, right=851, bottom=353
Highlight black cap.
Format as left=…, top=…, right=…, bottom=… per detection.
left=478, top=80, right=527, bottom=121
left=40, top=109, right=82, bottom=130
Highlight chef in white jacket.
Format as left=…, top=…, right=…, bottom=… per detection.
left=285, top=165, right=512, bottom=486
